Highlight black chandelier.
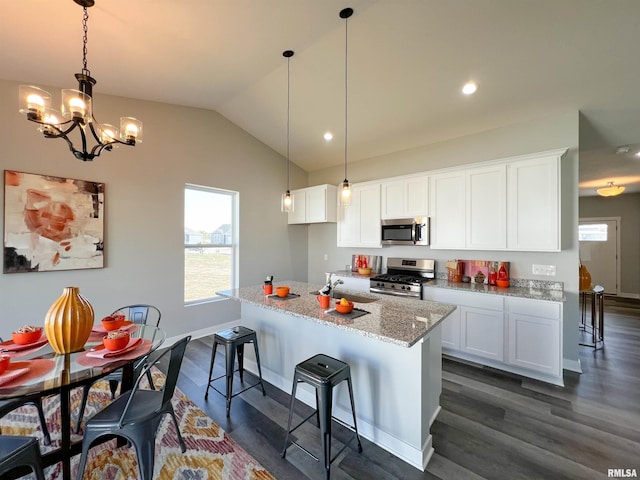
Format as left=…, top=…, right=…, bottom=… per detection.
left=18, top=0, right=142, bottom=161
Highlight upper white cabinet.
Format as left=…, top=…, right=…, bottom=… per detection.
left=466, top=164, right=507, bottom=250
left=337, top=182, right=381, bottom=248
left=381, top=175, right=429, bottom=219
left=288, top=184, right=337, bottom=225
left=507, top=152, right=562, bottom=251
left=429, top=171, right=466, bottom=249
left=429, top=149, right=564, bottom=251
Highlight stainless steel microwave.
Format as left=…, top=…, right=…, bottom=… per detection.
left=381, top=218, right=429, bottom=246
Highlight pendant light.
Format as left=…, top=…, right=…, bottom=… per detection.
left=340, top=7, right=354, bottom=206
left=596, top=181, right=625, bottom=197
left=18, top=0, right=142, bottom=162
left=281, top=50, right=295, bottom=213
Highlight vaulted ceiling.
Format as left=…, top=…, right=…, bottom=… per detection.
left=3, top=0, right=640, bottom=195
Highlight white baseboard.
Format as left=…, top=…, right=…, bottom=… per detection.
left=563, top=357, right=582, bottom=373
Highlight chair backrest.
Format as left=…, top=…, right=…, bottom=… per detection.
left=111, top=304, right=161, bottom=327
left=160, top=336, right=191, bottom=407
left=118, top=336, right=191, bottom=426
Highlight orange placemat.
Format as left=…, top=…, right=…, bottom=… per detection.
left=76, top=339, right=152, bottom=367
left=0, top=359, right=56, bottom=389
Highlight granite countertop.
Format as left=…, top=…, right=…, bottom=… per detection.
left=217, top=281, right=456, bottom=348
left=333, top=269, right=565, bottom=302
left=422, top=279, right=566, bottom=302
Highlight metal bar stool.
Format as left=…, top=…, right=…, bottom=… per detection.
left=282, top=353, right=362, bottom=480
left=579, top=285, right=605, bottom=350
left=0, top=435, right=45, bottom=480
left=205, top=326, right=266, bottom=416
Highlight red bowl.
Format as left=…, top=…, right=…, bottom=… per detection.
left=275, top=286, right=290, bottom=298
left=101, top=315, right=125, bottom=331
left=335, top=301, right=354, bottom=314
left=0, top=355, right=9, bottom=375
left=103, top=331, right=130, bottom=351
left=496, top=279, right=510, bottom=288
left=11, top=327, right=43, bottom=345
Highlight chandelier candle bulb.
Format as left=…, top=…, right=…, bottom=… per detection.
left=19, top=85, right=52, bottom=120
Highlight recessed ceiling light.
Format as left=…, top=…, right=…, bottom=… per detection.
left=323, top=132, right=333, bottom=141
left=462, top=82, right=477, bottom=95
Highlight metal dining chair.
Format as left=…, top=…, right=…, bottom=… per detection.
left=75, top=336, right=191, bottom=480
left=0, top=435, right=45, bottom=480
left=0, top=337, right=51, bottom=446
left=74, top=304, right=161, bottom=433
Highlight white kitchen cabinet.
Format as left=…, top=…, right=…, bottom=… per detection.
left=466, top=164, right=507, bottom=250
left=440, top=308, right=460, bottom=350
left=423, top=287, right=504, bottom=360
left=337, top=182, right=381, bottom=248
left=429, top=171, right=466, bottom=249
left=506, top=297, right=562, bottom=377
left=381, top=175, right=429, bottom=219
left=288, top=184, right=337, bottom=224
left=507, top=151, right=563, bottom=251
left=424, top=285, right=564, bottom=385
left=459, top=305, right=504, bottom=361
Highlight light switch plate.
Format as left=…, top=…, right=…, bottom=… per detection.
left=532, top=264, right=556, bottom=276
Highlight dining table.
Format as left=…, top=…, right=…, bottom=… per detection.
left=0, top=323, right=165, bottom=480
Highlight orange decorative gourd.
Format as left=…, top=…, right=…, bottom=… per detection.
left=44, top=287, right=94, bottom=354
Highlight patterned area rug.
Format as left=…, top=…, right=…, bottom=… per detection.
left=0, top=369, right=275, bottom=479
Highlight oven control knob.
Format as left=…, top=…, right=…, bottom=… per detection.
left=391, top=284, right=395, bottom=288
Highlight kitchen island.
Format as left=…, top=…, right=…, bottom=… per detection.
left=217, top=281, right=456, bottom=470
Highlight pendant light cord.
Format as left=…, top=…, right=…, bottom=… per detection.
left=284, top=51, right=293, bottom=191
left=344, top=12, right=349, bottom=181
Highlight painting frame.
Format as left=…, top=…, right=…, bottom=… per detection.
left=3, top=170, right=105, bottom=273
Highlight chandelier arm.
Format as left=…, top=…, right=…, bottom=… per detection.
left=89, top=142, right=113, bottom=160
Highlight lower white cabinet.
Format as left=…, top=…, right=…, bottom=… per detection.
left=460, top=305, right=504, bottom=361
left=506, top=297, right=562, bottom=377
left=424, top=287, right=563, bottom=385
left=440, top=309, right=460, bottom=350
left=425, top=289, right=503, bottom=356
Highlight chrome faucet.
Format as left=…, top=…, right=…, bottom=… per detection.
left=321, top=273, right=344, bottom=295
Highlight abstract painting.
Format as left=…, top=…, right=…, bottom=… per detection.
left=3, top=170, right=104, bottom=273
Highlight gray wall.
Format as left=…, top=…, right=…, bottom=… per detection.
left=579, top=192, right=640, bottom=297
left=307, top=111, right=581, bottom=366
left=0, top=78, right=308, bottom=338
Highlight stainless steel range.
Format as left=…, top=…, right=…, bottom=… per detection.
left=370, top=257, right=436, bottom=299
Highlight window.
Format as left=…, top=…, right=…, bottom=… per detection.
left=184, top=184, right=238, bottom=303
left=578, top=223, right=608, bottom=242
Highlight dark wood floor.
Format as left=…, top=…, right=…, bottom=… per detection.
left=175, top=297, right=640, bottom=479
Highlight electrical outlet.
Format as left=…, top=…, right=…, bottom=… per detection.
left=532, top=264, right=556, bottom=276
left=323, top=253, right=328, bottom=261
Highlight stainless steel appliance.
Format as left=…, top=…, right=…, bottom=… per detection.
left=381, top=217, right=429, bottom=246
left=370, top=257, right=436, bottom=298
